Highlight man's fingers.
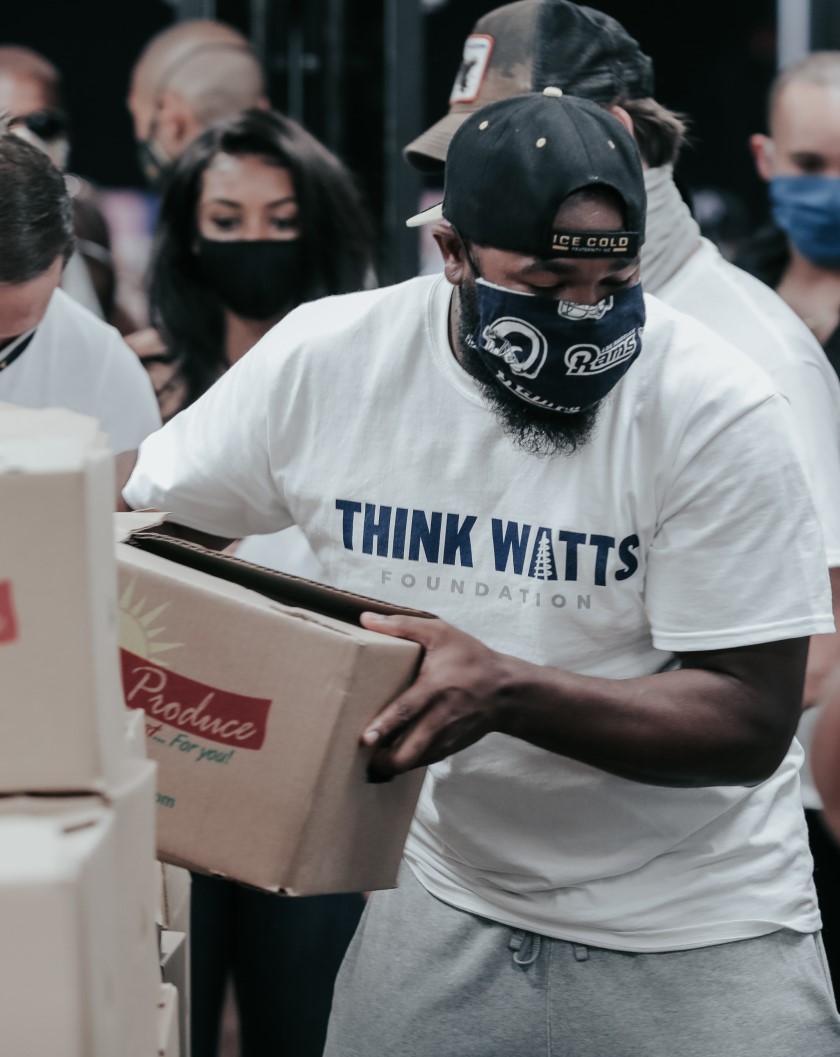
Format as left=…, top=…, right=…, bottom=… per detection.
left=361, top=684, right=434, bottom=747
left=368, top=713, right=448, bottom=776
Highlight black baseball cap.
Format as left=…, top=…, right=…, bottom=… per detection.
left=405, top=0, right=653, bottom=171
left=406, top=88, right=646, bottom=260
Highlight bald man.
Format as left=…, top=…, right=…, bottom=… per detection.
left=128, top=19, right=267, bottom=189
left=744, top=52, right=840, bottom=365
left=0, top=45, right=67, bottom=168
left=740, top=49, right=840, bottom=1005
left=0, top=45, right=133, bottom=324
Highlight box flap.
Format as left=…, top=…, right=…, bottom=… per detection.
left=124, top=529, right=435, bottom=626
left=114, top=511, right=168, bottom=544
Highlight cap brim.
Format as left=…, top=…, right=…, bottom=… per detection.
left=403, top=109, right=473, bottom=171
left=405, top=202, right=444, bottom=229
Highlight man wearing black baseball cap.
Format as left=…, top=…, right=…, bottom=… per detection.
left=118, top=90, right=838, bottom=1055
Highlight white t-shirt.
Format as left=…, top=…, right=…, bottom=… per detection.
left=0, top=288, right=161, bottom=453
left=234, top=528, right=322, bottom=580
left=125, top=274, right=832, bottom=952
left=658, top=239, right=840, bottom=808
left=658, top=238, right=840, bottom=566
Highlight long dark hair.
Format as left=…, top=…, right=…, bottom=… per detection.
left=149, top=108, right=375, bottom=405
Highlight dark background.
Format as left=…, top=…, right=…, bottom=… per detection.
left=0, top=0, right=800, bottom=275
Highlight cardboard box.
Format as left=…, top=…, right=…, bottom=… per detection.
left=115, top=514, right=426, bottom=894
left=107, top=759, right=160, bottom=1057
left=160, top=930, right=190, bottom=1057
left=157, top=984, right=180, bottom=1057
left=0, top=800, right=120, bottom=1057
left=157, top=861, right=192, bottom=934
left=0, top=408, right=126, bottom=792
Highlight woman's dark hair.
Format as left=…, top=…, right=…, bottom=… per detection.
left=149, top=108, right=375, bottom=405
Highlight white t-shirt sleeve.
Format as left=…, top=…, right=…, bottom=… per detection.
left=123, top=331, right=292, bottom=538
left=647, top=392, right=834, bottom=652
left=93, top=330, right=162, bottom=452
left=773, top=357, right=840, bottom=568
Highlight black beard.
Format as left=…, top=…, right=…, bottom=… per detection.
left=456, top=282, right=601, bottom=458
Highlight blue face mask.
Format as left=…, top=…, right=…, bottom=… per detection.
left=770, top=175, right=840, bottom=267
left=468, top=279, right=646, bottom=414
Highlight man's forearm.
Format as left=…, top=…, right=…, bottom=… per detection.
left=497, top=644, right=803, bottom=787
left=360, top=614, right=808, bottom=787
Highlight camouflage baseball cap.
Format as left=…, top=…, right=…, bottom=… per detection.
left=405, top=0, right=654, bottom=171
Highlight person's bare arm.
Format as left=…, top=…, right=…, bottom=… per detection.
left=802, top=567, right=840, bottom=709
left=359, top=613, right=807, bottom=789
left=115, top=450, right=138, bottom=511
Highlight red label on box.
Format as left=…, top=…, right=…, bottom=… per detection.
left=0, top=581, right=18, bottom=645
left=120, top=649, right=271, bottom=749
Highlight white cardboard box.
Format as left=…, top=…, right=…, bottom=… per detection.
left=107, top=758, right=159, bottom=1057
left=0, top=407, right=126, bottom=792
left=124, top=706, right=148, bottom=759
left=0, top=801, right=120, bottom=1057
left=160, top=930, right=189, bottom=1057
left=157, top=983, right=180, bottom=1057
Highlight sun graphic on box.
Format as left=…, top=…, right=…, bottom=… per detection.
left=119, top=577, right=183, bottom=667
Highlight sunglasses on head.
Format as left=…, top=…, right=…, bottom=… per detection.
left=10, top=109, right=69, bottom=142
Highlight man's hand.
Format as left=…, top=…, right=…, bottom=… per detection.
left=360, top=613, right=512, bottom=779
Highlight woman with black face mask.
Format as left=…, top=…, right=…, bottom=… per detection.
left=129, top=109, right=375, bottom=1057
left=129, top=107, right=374, bottom=422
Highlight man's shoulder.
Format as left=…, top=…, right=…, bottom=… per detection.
left=44, top=287, right=119, bottom=339
left=283, top=275, right=441, bottom=329
left=257, top=274, right=445, bottom=364
left=39, top=289, right=134, bottom=362
left=638, top=291, right=780, bottom=414
left=663, top=241, right=823, bottom=367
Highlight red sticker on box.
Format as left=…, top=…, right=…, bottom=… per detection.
left=0, top=581, right=19, bottom=645
left=120, top=649, right=271, bottom=749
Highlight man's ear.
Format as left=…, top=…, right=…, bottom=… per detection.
left=749, top=133, right=775, bottom=183
left=607, top=105, right=635, bottom=139
left=157, top=89, right=199, bottom=157
left=433, top=222, right=473, bottom=285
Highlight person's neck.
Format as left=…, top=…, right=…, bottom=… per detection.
left=783, top=243, right=840, bottom=288
left=778, top=244, right=840, bottom=344
left=224, top=309, right=284, bottom=367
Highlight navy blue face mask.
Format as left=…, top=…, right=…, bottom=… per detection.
left=467, top=278, right=646, bottom=414
left=770, top=175, right=840, bottom=267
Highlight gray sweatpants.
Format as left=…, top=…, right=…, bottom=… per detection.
left=324, top=866, right=840, bottom=1057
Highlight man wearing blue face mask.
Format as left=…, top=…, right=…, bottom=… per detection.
left=742, top=50, right=840, bottom=1001
left=118, top=90, right=840, bottom=1055
left=745, top=52, right=840, bottom=366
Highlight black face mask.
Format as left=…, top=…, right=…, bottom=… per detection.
left=194, top=238, right=304, bottom=320
left=136, top=119, right=172, bottom=193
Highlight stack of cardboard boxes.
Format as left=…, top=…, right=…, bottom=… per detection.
left=0, top=408, right=178, bottom=1056
left=1, top=405, right=431, bottom=1054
